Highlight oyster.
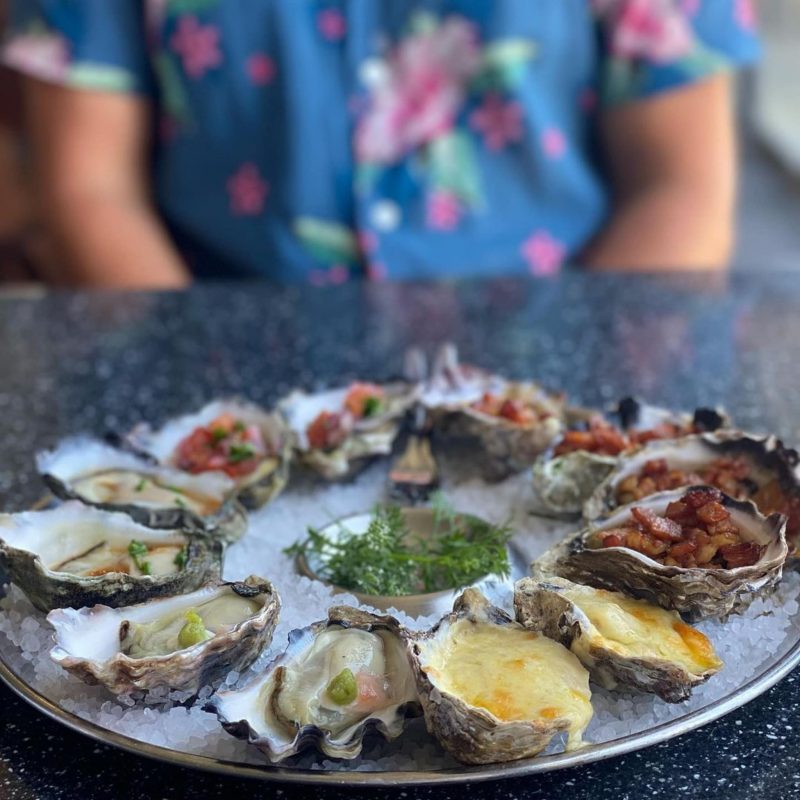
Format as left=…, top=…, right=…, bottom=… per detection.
left=531, top=403, right=729, bottom=517
left=278, top=382, right=416, bottom=480
left=0, top=503, right=222, bottom=612
left=124, top=399, right=292, bottom=509
left=514, top=577, right=722, bottom=703
left=420, top=347, right=565, bottom=481
left=583, top=432, right=800, bottom=549
left=208, top=606, right=420, bottom=761
left=409, top=588, right=592, bottom=765
left=48, top=576, right=279, bottom=694
left=534, top=488, right=788, bottom=620
left=38, top=438, right=247, bottom=543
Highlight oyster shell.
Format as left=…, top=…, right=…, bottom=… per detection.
left=38, top=438, right=247, bottom=543
left=583, top=432, right=800, bottom=546
left=278, top=383, right=416, bottom=480
left=0, top=503, right=222, bottom=612
left=420, top=347, right=565, bottom=481
left=124, top=399, right=292, bottom=509
left=514, top=577, right=722, bottom=703
left=408, top=588, right=592, bottom=765
left=533, top=488, right=788, bottom=620
left=48, top=576, right=279, bottom=694
left=208, top=606, right=420, bottom=761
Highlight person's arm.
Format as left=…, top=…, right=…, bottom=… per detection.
left=26, top=78, right=191, bottom=289
left=581, top=74, right=737, bottom=272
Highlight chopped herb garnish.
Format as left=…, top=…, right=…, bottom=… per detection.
left=362, top=396, right=384, bottom=418
left=174, top=547, right=187, bottom=570
left=174, top=497, right=187, bottom=510
left=165, top=484, right=185, bottom=495
left=127, top=540, right=152, bottom=576
left=134, top=478, right=147, bottom=492
left=233, top=420, right=246, bottom=433
left=211, top=426, right=229, bottom=443
left=285, top=496, right=511, bottom=596
left=229, top=442, right=256, bottom=463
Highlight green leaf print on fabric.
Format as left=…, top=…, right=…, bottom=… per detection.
left=166, top=0, right=219, bottom=15
left=294, top=218, right=360, bottom=266
left=67, top=63, right=138, bottom=91
left=153, top=52, right=192, bottom=125
left=428, top=131, right=483, bottom=211
left=600, top=57, right=641, bottom=106
left=471, top=39, right=538, bottom=92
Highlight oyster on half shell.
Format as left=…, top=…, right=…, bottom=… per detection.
left=514, top=577, right=722, bottom=703
left=208, top=606, right=420, bottom=761
left=0, top=503, right=222, bottom=612
left=38, top=438, right=247, bottom=543
left=48, top=576, right=279, bottom=694
left=124, top=399, right=292, bottom=510
left=533, top=488, right=788, bottom=620
left=408, top=588, right=592, bottom=765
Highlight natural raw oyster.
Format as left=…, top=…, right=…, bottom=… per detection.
left=38, top=438, right=247, bottom=543
left=278, top=382, right=416, bottom=480
left=0, top=503, right=222, bottom=612
left=408, top=588, right=592, bottom=765
left=124, top=399, right=292, bottom=509
left=48, top=576, right=279, bottom=694
left=207, top=606, right=420, bottom=761
left=533, top=488, right=788, bottom=620
left=583, top=432, right=800, bottom=548
left=531, top=404, right=729, bottom=517
left=420, top=346, right=565, bottom=481
left=514, top=577, right=722, bottom=702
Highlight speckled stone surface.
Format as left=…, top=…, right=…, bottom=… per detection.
left=2, top=274, right=800, bottom=799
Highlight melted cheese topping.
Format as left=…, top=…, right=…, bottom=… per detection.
left=422, top=620, right=592, bottom=750
left=562, top=585, right=722, bottom=674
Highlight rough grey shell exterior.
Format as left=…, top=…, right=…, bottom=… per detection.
left=533, top=488, right=788, bottom=621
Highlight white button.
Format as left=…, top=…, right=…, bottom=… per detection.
left=371, top=200, right=401, bottom=232
left=359, top=57, right=389, bottom=89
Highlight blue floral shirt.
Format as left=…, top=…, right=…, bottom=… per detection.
left=4, top=0, right=759, bottom=283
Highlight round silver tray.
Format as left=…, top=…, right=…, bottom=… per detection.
left=2, top=626, right=799, bottom=787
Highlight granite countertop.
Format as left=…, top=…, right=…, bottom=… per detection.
left=1, top=273, right=800, bottom=800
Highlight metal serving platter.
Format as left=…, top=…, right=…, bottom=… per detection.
left=2, top=595, right=800, bottom=787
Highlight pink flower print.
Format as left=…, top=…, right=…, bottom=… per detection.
left=680, top=0, right=700, bottom=16
left=522, top=231, right=566, bottom=277
left=606, top=0, right=695, bottom=63
left=354, top=16, right=482, bottom=164
left=171, top=16, right=222, bottom=79
left=247, top=53, right=275, bottom=86
left=366, top=261, right=388, bottom=281
left=328, top=264, right=350, bottom=284
left=470, top=94, right=524, bottom=151
left=227, top=163, right=269, bottom=216
left=318, top=8, right=347, bottom=42
left=427, top=191, right=462, bottom=231
left=541, top=127, right=567, bottom=160
left=735, top=0, right=756, bottom=30
left=4, top=32, right=70, bottom=83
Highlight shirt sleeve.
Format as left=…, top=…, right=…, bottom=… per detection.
left=2, top=0, right=153, bottom=94
left=596, top=0, right=761, bottom=107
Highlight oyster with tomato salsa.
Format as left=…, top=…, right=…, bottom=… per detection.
left=533, top=487, right=788, bottom=620
left=531, top=403, right=729, bottom=517
left=0, top=503, right=222, bottom=612
left=583, top=433, right=800, bottom=551
left=514, top=576, right=722, bottom=703
left=278, top=382, right=416, bottom=480
left=408, top=588, right=592, bottom=764
left=208, top=606, right=420, bottom=761
left=124, top=400, right=292, bottom=510
left=37, top=438, right=248, bottom=543
left=419, top=347, right=566, bottom=481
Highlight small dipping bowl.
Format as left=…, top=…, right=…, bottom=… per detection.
left=294, top=507, right=509, bottom=618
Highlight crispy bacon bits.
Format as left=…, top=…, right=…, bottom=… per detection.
left=594, top=488, right=764, bottom=569
left=471, top=392, right=543, bottom=426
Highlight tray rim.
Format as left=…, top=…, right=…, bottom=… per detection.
left=2, top=624, right=800, bottom=787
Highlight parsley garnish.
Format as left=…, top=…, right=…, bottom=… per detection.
left=127, top=540, right=152, bottom=576
left=174, top=497, right=187, bottom=510
left=174, top=547, right=187, bottom=570
left=229, top=443, right=256, bottom=463
left=211, top=426, right=229, bottom=443
left=362, top=396, right=384, bottom=418
left=134, top=478, right=147, bottom=492
left=233, top=420, right=246, bottom=433
left=285, top=495, right=511, bottom=596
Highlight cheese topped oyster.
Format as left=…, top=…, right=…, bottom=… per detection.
left=48, top=576, right=279, bottom=694
left=532, top=402, right=729, bottom=517
left=278, top=382, right=416, bottom=480
left=38, top=438, right=247, bottom=543
left=534, top=487, right=788, bottom=620
left=208, top=606, right=420, bottom=761
left=124, top=399, right=292, bottom=509
left=408, top=588, right=592, bottom=765
left=0, top=503, right=222, bottom=611
left=419, top=345, right=566, bottom=481
left=514, top=577, right=722, bottom=702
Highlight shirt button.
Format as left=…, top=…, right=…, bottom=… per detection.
left=371, top=200, right=401, bottom=232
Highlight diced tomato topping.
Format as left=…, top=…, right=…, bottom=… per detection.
left=306, top=410, right=352, bottom=451
left=343, top=383, right=385, bottom=419
left=174, top=415, right=267, bottom=477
